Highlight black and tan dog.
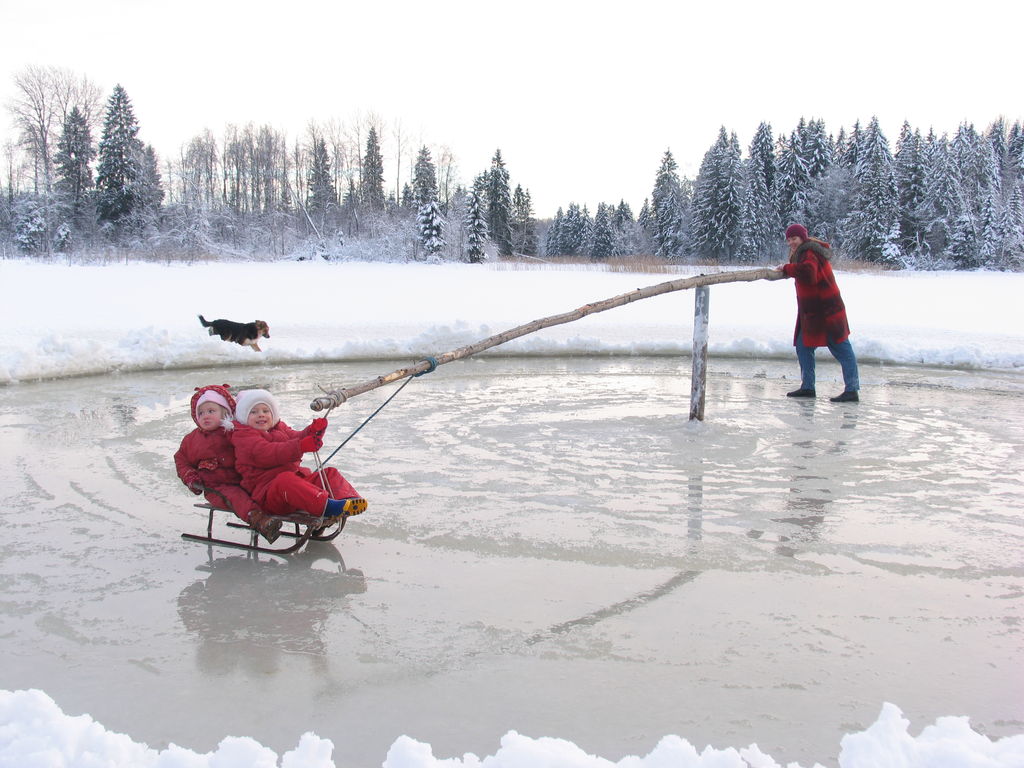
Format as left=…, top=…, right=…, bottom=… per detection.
left=198, top=314, right=270, bottom=352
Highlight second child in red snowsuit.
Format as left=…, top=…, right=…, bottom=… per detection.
left=231, top=389, right=366, bottom=518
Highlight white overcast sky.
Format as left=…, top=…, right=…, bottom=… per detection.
left=1, top=0, right=1020, bottom=218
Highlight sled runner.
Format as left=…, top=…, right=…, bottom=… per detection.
left=181, top=502, right=361, bottom=555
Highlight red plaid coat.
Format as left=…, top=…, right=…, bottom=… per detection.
left=781, top=239, right=850, bottom=347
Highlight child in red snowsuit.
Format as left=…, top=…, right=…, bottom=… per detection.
left=231, top=389, right=366, bottom=519
left=174, top=384, right=281, bottom=541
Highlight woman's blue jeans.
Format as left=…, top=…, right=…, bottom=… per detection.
left=795, top=330, right=860, bottom=392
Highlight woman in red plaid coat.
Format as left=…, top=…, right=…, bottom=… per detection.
left=777, top=224, right=860, bottom=403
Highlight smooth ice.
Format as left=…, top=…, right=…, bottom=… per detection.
left=0, top=356, right=1021, bottom=768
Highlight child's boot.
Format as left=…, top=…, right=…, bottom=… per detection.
left=250, top=507, right=282, bottom=543
left=324, top=497, right=368, bottom=518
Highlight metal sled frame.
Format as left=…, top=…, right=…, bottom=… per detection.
left=181, top=503, right=348, bottom=555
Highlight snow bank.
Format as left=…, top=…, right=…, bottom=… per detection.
left=2, top=690, right=1022, bottom=768
left=1, top=260, right=1022, bottom=384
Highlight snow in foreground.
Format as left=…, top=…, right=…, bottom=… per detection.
left=2, top=689, right=1022, bottom=768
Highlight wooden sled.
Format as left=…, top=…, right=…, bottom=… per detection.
left=182, top=503, right=355, bottom=555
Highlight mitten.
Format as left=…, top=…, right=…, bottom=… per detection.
left=299, top=435, right=323, bottom=453
left=309, top=417, right=328, bottom=436
left=183, top=471, right=203, bottom=494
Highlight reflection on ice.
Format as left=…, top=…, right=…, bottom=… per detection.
left=178, top=552, right=367, bottom=673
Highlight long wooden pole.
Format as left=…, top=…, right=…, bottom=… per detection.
left=310, top=266, right=785, bottom=411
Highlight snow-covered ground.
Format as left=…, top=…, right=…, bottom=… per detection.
left=1, top=258, right=1022, bottom=768
left=1, top=259, right=1022, bottom=384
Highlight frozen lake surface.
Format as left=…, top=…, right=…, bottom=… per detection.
left=1, top=356, right=1022, bottom=767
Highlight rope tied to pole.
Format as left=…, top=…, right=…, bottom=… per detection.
left=316, top=357, right=437, bottom=467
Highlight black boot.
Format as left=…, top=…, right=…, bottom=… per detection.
left=786, top=388, right=816, bottom=398
left=830, top=390, right=859, bottom=403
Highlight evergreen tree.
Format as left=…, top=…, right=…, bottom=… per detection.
left=651, top=150, right=686, bottom=259
left=637, top=199, right=652, bottom=236
left=837, top=120, right=863, bottom=169
left=738, top=122, right=778, bottom=262
left=412, top=145, right=438, bottom=208
left=559, top=203, right=588, bottom=256
left=361, top=126, right=385, bottom=211
left=306, top=136, right=337, bottom=231
left=417, top=199, right=445, bottom=258
left=1007, top=121, right=1024, bottom=188
left=776, top=132, right=810, bottom=228
left=613, top=200, right=634, bottom=229
left=976, top=142, right=1003, bottom=266
left=1001, top=184, right=1024, bottom=267
left=95, top=84, right=142, bottom=226
left=485, top=149, right=513, bottom=256
left=464, top=189, right=488, bottom=263
left=511, top=185, right=538, bottom=255
left=132, top=144, right=164, bottom=219
left=801, top=119, right=833, bottom=178
left=590, top=203, right=614, bottom=260
left=921, top=132, right=964, bottom=263
left=894, top=122, right=927, bottom=256
left=545, top=207, right=564, bottom=256
left=54, top=106, right=95, bottom=218
left=689, top=127, right=743, bottom=261
left=848, top=117, right=900, bottom=263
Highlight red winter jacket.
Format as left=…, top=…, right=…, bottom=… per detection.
left=231, top=420, right=315, bottom=502
left=781, top=239, right=850, bottom=347
left=174, top=427, right=243, bottom=488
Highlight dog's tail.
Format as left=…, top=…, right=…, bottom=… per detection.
left=198, top=314, right=211, bottom=328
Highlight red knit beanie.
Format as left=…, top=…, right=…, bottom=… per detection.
left=785, top=224, right=808, bottom=240
left=190, top=384, right=236, bottom=426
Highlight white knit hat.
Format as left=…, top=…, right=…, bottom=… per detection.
left=234, top=389, right=281, bottom=427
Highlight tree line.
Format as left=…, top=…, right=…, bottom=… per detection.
left=3, top=65, right=1021, bottom=269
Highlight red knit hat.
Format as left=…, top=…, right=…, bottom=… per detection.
left=190, top=384, right=236, bottom=426
left=785, top=224, right=809, bottom=240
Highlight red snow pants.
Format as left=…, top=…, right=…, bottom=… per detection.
left=204, top=483, right=258, bottom=522
left=260, top=467, right=359, bottom=517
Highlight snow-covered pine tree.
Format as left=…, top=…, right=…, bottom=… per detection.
left=1007, top=122, right=1024, bottom=189
left=775, top=132, right=810, bottom=231
left=921, top=131, right=964, bottom=264
left=306, top=136, right=337, bottom=233
left=511, top=185, right=538, bottom=256
left=463, top=189, right=488, bottom=263
left=837, top=120, right=863, bottom=170
left=848, top=117, right=900, bottom=264
left=637, top=199, right=652, bottom=236
left=54, top=106, right=95, bottom=219
left=895, top=122, right=927, bottom=258
left=545, top=207, right=564, bottom=257
left=131, top=144, right=164, bottom=224
left=1001, top=184, right=1024, bottom=268
left=796, top=118, right=833, bottom=180
left=412, top=146, right=438, bottom=208
left=651, top=150, right=686, bottom=259
left=976, top=141, right=1004, bottom=267
left=560, top=203, right=586, bottom=256
left=689, top=127, right=743, bottom=262
left=738, top=122, right=777, bottom=262
left=95, top=84, right=142, bottom=227
left=613, top=200, right=634, bottom=229
left=417, top=199, right=445, bottom=259
left=485, top=150, right=513, bottom=256
left=590, top=203, right=614, bottom=260
left=361, top=126, right=385, bottom=211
